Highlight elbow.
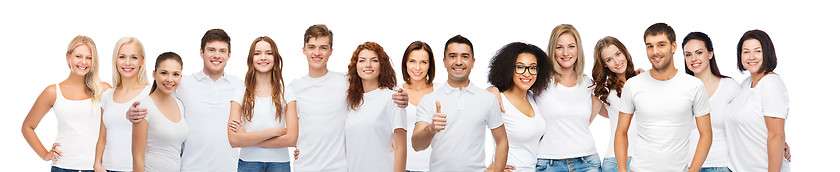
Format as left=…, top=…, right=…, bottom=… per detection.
left=767, top=132, right=785, bottom=142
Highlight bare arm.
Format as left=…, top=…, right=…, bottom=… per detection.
left=615, top=112, right=633, bottom=172
left=766, top=116, right=786, bottom=172
left=411, top=121, right=435, bottom=151
left=227, top=101, right=284, bottom=148
left=255, top=101, right=299, bottom=148
left=94, top=108, right=107, bottom=172
left=489, top=125, right=509, bottom=172
left=393, top=128, right=407, bottom=172
left=687, top=114, right=712, bottom=172
left=590, top=95, right=604, bottom=123
left=132, top=119, right=148, bottom=172
left=485, top=86, right=505, bottom=113
left=21, top=85, right=59, bottom=162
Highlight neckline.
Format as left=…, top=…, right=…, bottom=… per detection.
left=57, top=83, right=91, bottom=101
left=501, top=93, right=536, bottom=118
left=112, top=85, right=150, bottom=104
left=150, top=96, right=183, bottom=123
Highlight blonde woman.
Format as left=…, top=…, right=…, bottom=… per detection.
left=94, top=37, right=151, bottom=172
left=22, top=35, right=111, bottom=171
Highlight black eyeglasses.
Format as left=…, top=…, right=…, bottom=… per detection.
left=514, top=65, right=538, bottom=75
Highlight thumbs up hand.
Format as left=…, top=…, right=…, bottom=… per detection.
left=432, top=100, right=447, bottom=133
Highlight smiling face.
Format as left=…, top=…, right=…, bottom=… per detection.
left=443, top=43, right=474, bottom=82
left=600, top=44, right=628, bottom=75
left=683, top=39, right=713, bottom=75
left=645, top=33, right=677, bottom=71
left=252, top=41, right=275, bottom=73
left=153, top=59, right=182, bottom=95
left=554, top=33, right=578, bottom=69
left=303, top=36, right=332, bottom=70
left=200, top=40, right=230, bottom=73
left=67, top=44, right=93, bottom=76
left=116, top=43, right=144, bottom=80
left=740, top=39, right=764, bottom=75
left=356, top=49, right=381, bottom=82
left=405, top=49, right=431, bottom=83
left=512, top=53, right=538, bottom=92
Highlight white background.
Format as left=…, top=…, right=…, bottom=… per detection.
left=2, top=0, right=836, bottom=171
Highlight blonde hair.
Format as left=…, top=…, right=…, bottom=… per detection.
left=111, top=37, right=149, bottom=87
left=547, top=24, right=585, bottom=83
left=66, top=35, right=103, bottom=102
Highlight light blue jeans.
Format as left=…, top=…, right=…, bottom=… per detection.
left=536, top=153, right=601, bottom=172
left=600, top=157, right=630, bottom=172
left=237, top=159, right=291, bottom=172
left=699, top=167, right=732, bottom=172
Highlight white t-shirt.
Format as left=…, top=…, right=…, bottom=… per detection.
left=688, top=77, right=739, bottom=167
left=346, top=88, right=407, bottom=172
left=498, top=92, right=545, bottom=171
left=51, top=83, right=101, bottom=170
left=230, top=87, right=290, bottom=163
left=175, top=72, right=243, bottom=172
left=536, top=76, right=599, bottom=159
left=604, top=89, right=638, bottom=158
left=286, top=71, right=350, bottom=172
left=618, top=71, right=711, bottom=172
left=136, top=95, right=188, bottom=172
left=416, top=81, right=504, bottom=171
left=403, top=83, right=437, bottom=171
left=100, top=85, right=152, bottom=171
left=725, top=74, right=791, bottom=172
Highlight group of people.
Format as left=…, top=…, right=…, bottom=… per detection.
left=21, top=23, right=790, bottom=172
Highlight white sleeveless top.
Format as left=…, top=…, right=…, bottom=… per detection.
left=52, top=83, right=101, bottom=170
left=100, top=85, right=152, bottom=171
left=499, top=92, right=546, bottom=171
left=137, top=95, right=188, bottom=172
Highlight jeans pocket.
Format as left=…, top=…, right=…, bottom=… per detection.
left=584, top=154, right=602, bottom=168
left=536, top=159, right=550, bottom=171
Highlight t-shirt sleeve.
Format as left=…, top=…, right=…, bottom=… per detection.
left=692, top=81, right=712, bottom=117
left=284, top=84, right=297, bottom=102
left=618, top=83, right=635, bottom=114
left=391, top=102, right=407, bottom=130
left=231, top=87, right=245, bottom=105
left=416, top=94, right=434, bottom=124
left=760, top=76, right=789, bottom=119
left=486, top=96, right=504, bottom=129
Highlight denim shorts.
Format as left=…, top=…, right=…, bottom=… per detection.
left=50, top=166, right=93, bottom=172
left=237, top=159, right=291, bottom=172
left=699, top=167, right=732, bottom=172
left=600, top=157, right=631, bottom=172
left=536, top=153, right=601, bottom=172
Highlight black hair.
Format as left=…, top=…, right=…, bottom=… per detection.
left=488, top=42, right=553, bottom=96
left=736, top=29, right=777, bottom=74
left=682, top=32, right=729, bottom=78
left=644, top=23, right=676, bottom=43
left=443, top=35, right=474, bottom=56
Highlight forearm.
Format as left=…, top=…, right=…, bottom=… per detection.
left=614, top=129, right=629, bottom=171
left=21, top=126, right=48, bottom=159
left=411, top=123, right=434, bottom=151
left=229, top=127, right=281, bottom=147
left=767, top=133, right=785, bottom=172
left=132, top=121, right=147, bottom=172
left=94, top=125, right=106, bottom=165
left=688, top=130, right=712, bottom=172
left=255, top=133, right=297, bottom=148
left=394, top=129, right=407, bottom=172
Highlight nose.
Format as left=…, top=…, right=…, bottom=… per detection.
left=561, top=48, right=571, bottom=57
left=413, top=62, right=421, bottom=71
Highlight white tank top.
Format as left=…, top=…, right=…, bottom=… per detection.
left=52, top=83, right=101, bottom=170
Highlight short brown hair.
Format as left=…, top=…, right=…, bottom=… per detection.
left=643, top=23, right=676, bottom=43
left=201, top=29, right=231, bottom=51
left=303, top=24, right=333, bottom=47
left=736, top=29, right=777, bottom=74
left=401, top=41, right=435, bottom=85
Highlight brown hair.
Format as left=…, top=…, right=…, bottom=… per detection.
left=401, top=41, right=435, bottom=85
left=591, top=36, right=636, bottom=106
left=150, top=52, right=183, bottom=93
left=200, top=29, right=231, bottom=51
left=303, top=24, right=333, bottom=47
left=736, top=29, right=777, bottom=74
left=346, top=42, right=397, bottom=110
left=241, top=37, right=285, bottom=122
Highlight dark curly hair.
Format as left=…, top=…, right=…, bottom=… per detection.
left=488, top=42, right=552, bottom=96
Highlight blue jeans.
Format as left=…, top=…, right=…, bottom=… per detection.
left=699, top=167, right=732, bottom=172
left=600, top=157, right=631, bottom=172
left=237, top=159, right=291, bottom=172
left=536, top=153, right=601, bottom=172
left=51, top=166, right=93, bottom=172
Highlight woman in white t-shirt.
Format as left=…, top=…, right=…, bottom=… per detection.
left=22, top=35, right=111, bottom=172
left=591, top=36, right=638, bottom=172
left=535, top=24, right=602, bottom=172
left=344, top=42, right=407, bottom=172
left=487, top=42, right=552, bottom=172
left=94, top=37, right=152, bottom=172
left=131, top=52, right=188, bottom=172
left=399, top=41, right=436, bottom=172
left=725, top=30, right=791, bottom=172
left=681, top=32, right=739, bottom=172
left=227, top=37, right=298, bottom=172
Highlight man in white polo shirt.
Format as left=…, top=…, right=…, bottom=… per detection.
left=127, top=28, right=243, bottom=171
left=614, top=23, right=713, bottom=172
left=412, top=35, right=509, bottom=172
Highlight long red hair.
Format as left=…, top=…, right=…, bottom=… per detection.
left=347, top=42, right=396, bottom=110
